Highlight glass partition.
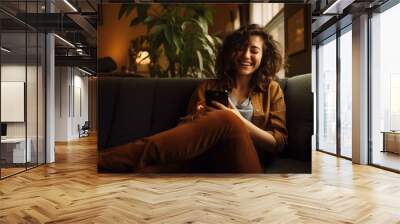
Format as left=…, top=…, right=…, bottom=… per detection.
left=37, top=32, right=45, bottom=165
left=339, top=27, right=352, bottom=158
left=0, top=1, right=46, bottom=179
left=317, top=35, right=337, bottom=155
left=1, top=27, right=28, bottom=178
left=370, top=3, right=400, bottom=171
left=27, top=0, right=38, bottom=168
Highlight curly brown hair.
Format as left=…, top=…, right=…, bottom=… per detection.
left=216, top=24, right=283, bottom=92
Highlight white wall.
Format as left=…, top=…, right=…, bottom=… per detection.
left=55, top=67, right=89, bottom=141
left=1, top=65, right=27, bottom=140
left=55, top=66, right=70, bottom=141
left=70, top=72, right=89, bottom=138
left=78, top=72, right=89, bottom=138
left=1, top=64, right=46, bottom=164
left=1, top=65, right=39, bottom=137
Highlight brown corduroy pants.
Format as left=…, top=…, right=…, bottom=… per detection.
left=99, top=110, right=263, bottom=173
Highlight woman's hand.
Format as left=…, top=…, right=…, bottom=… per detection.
left=209, top=99, right=243, bottom=120
left=196, top=103, right=206, bottom=112
left=212, top=99, right=277, bottom=150
left=189, top=102, right=206, bottom=120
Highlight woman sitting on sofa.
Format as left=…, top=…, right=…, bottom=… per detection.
left=98, top=24, right=287, bottom=173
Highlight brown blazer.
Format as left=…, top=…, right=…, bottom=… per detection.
left=182, top=79, right=288, bottom=152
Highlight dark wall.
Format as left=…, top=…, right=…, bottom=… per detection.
left=284, top=4, right=312, bottom=77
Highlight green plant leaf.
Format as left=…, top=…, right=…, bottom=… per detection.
left=172, top=32, right=182, bottom=55
left=207, top=62, right=215, bottom=73
left=143, top=16, right=154, bottom=24
left=200, top=42, right=214, bottom=58
left=151, top=24, right=164, bottom=36
left=120, top=3, right=219, bottom=78
left=194, top=36, right=213, bottom=56
left=189, top=18, right=207, bottom=33
left=163, top=26, right=173, bottom=47
left=213, top=36, right=223, bottom=46
left=118, top=4, right=135, bottom=19
left=202, top=51, right=214, bottom=64
left=136, top=4, right=150, bottom=20
left=204, top=9, right=214, bottom=25
left=149, top=34, right=162, bottom=54
left=130, top=17, right=144, bottom=26
left=197, top=17, right=208, bottom=33
left=204, top=34, right=214, bottom=48
left=181, top=20, right=191, bottom=31
left=196, top=50, right=203, bottom=72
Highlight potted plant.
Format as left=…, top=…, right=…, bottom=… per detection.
left=119, top=4, right=222, bottom=78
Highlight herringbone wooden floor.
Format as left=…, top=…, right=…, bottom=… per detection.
left=1, top=135, right=400, bottom=224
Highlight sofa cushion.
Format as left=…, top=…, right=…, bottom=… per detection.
left=98, top=78, right=157, bottom=149
left=150, top=79, right=202, bottom=135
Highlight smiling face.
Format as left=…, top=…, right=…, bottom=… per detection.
left=233, top=35, right=264, bottom=77
left=216, top=24, right=283, bottom=92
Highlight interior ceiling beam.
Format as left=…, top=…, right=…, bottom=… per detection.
left=67, top=13, right=97, bottom=40
left=55, top=55, right=96, bottom=71
left=85, top=0, right=97, bottom=12
left=3, top=12, right=97, bottom=47
left=322, top=0, right=356, bottom=14
left=12, top=13, right=83, bottom=31
left=312, top=15, right=335, bottom=33
left=0, top=8, right=38, bottom=31
left=55, top=47, right=97, bottom=56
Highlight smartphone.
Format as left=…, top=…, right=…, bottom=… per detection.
left=205, top=90, right=229, bottom=107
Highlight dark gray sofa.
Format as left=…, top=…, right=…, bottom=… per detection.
left=98, top=74, right=313, bottom=173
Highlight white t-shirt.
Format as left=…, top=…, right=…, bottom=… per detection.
left=229, top=95, right=253, bottom=121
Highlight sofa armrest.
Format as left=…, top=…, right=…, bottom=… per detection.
left=285, top=74, right=313, bottom=161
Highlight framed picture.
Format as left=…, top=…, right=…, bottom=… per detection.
left=287, top=8, right=305, bottom=56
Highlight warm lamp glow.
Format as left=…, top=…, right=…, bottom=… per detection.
left=136, top=51, right=151, bottom=65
